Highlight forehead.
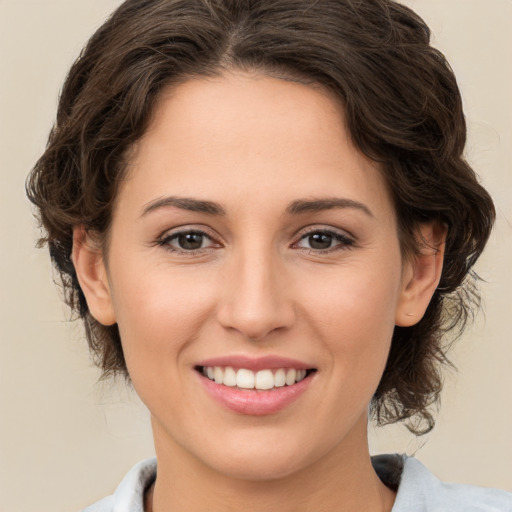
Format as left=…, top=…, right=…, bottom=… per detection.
left=119, top=71, right=394, bottom=221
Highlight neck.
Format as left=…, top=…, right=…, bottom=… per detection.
left=147, top=415, right=396, bottom=512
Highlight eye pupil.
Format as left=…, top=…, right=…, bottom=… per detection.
left=178, top=233, right=204, bottom=250
left=309, top=233, right=332, bottom=250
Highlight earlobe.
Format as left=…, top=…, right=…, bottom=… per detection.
left=395, top=222, right=447, bottom=327
left=72, top=226, right=116, bottom=326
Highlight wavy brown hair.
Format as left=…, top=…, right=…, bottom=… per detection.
left=26, top=0, right=495, bottom=435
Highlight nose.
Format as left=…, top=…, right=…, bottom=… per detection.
left=216, top=247, right=296, bottom=341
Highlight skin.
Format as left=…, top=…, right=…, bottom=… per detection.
left=73, top=71, right=445, bottom=512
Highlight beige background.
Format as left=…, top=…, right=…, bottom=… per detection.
left=1, top=1, right=511, bottom=511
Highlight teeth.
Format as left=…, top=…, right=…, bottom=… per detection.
left=236, top=368, right=255, bottom=389
left=285, top=368, right=297, bottom=386
left=213, top=366, right=224, bottom=384
left=202, top=366, right=310, bottom=390
left=274, top=368, right=286, bottom=387
left=223, top=366, right=237, bottom=387
left=255, top=369, right=274, bottom=390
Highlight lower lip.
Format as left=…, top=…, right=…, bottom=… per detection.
left=198, top=373, right=313, bottom=416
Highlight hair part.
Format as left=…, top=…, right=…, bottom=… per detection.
left=26, top=0, right=495, bottom=435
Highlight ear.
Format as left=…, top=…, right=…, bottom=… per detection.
left=72, top=226, right=116, bottom=326
left=395, top=222, right=447, bottom=327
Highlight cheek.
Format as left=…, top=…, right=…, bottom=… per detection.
left=299, top=258, right=401, bottom=379
left=303, top=256, right=401, bottom=326
left=109, top=263, right=219, bottom=373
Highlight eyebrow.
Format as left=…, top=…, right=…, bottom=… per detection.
left=286, top=198, right=374, bottom=218
left=140, top=195, right=373, bottom=219
left=141, top=196, right=226, bottom=217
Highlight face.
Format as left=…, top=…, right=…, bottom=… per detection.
left=78, top=72, right=428, bottom=481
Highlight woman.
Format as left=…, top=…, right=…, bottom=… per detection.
left=25, top=0, right=511, bottom=510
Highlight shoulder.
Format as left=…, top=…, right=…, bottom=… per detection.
left=82, top=457, right=157, bottom=512
left=82, top=455, right=511, bottom=512
left=374, top=454, right=512, bottom=512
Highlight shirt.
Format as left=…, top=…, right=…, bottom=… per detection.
left=82, top=455, right=512, bottom=511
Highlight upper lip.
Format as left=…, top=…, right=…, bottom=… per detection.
left=195, top=355, right=315, bottom=372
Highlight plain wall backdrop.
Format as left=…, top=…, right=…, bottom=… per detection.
left=1, top=1, right=511, bottom=511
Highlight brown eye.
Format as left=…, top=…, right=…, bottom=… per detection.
left=160, top=230, right=217, bottom=252
left=296, top=230, right=354, bottom=252
left=177, top=232, right=206, bottom=250
left=308, top=233, right=334, bottom=250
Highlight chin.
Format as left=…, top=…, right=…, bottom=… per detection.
left=192, top=425, right=336, bottom=483
left=208, top=449, right=311, bottom=482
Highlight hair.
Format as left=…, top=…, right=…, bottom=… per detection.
left=26, top=0, right=495, bottom=435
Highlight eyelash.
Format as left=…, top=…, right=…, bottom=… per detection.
left=156, top=227, right=220, bottom=255
left=293, top=227, right=355, bottom=254
left=156, top=226, right=355, bottom=255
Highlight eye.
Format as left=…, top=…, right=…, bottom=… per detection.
left=295, top=229, right=354, bottom=252
left=159, top=229, right=219, bottom=252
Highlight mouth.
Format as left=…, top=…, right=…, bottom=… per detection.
left=194, top=355, right=317, bottom=415
left=196, top=365, right=317, bottom=391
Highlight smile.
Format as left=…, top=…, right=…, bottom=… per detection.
left=199, top=366, right=311, bottom=390
left=195, top=358, right=317, bottom=415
